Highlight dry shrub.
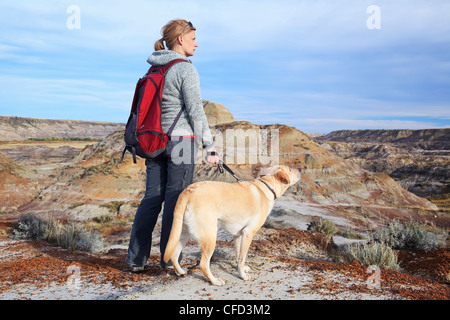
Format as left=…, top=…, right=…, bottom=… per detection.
left=307, top=218, right=339, bottom=237
left=372, top=218, right=447, bottom=252
left=343, top=241, right=400, bottom=270
left=12, top=213, right=104, bottom=253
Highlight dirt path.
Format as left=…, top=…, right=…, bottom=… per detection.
left=119, top=250, right=399, bottom=300
left=0, top=228, right=448, bottom=301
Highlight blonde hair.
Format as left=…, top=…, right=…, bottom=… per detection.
left=154, top=19, right=196, bottom=51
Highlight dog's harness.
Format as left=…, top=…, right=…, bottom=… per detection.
left=207, top=152, right=277, bottom=200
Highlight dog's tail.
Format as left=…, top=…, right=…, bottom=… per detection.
left=163, top=191, right=189, bottom=263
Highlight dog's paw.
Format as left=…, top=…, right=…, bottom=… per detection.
left=212, top=278, right=225, bottom=286
left=175, top=268, right=187, bottom=277
left=238, top=265, right=252, bottom=280
left=241, top=272, right=252, bottom=281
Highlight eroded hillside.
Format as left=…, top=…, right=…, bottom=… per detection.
left=317, top=129, right=450, bottom=211
left=0, top=109, right=447, bottom=236
left=0, top=116, right=123, bottom=141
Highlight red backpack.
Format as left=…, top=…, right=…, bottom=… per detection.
left=121, top=59, right=187, bottom=163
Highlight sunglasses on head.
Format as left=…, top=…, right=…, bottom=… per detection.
left=181, top=21, right=193, bottom=34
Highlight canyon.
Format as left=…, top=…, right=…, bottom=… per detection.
left=317, top=129, right=449, bottom=208
left=1, top=102, right=447, bottom=234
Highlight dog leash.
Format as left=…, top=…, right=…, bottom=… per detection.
left=207, top=151, right=243, bottom=182
left=218, top=160, right=243, bottom=182
left=206, top=152, right=276, bottom=199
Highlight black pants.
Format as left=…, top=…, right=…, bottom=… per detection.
left=126, top=137, right=197, bottom=267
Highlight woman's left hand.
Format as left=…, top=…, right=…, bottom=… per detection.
left=206, top=147, right=220, bottom=165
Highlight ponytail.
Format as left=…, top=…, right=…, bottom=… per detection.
left=154, top=38, right=165, bottom=51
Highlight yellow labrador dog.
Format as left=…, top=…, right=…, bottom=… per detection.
left=163, top=165, right=301, bottom=286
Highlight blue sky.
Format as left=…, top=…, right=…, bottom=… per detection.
left=0, top=0, right=449, bottom=133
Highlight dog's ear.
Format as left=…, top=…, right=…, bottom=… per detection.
left=275, top=168, right=290, bottom=185
left=259, top=166, right=277, bottom=177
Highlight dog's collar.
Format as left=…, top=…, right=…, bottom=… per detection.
left=258, top=179, right=277, bottom=200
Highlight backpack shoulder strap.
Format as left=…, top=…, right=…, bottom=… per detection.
left=166, top=104, right=186, bottom=137
left=161, top=58, right=188, bottom=74
left=146, top=58, right=187, bottom=75
left=144, top=58, right=187, bottom=76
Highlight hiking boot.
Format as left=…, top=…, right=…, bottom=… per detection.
left=129, top=263, right=147, bottom=273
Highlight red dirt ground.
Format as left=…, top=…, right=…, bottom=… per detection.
left=0, top=228, right=448, bottom=300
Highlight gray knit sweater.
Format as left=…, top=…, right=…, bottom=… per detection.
left=147, top=50, right=214, bottom=149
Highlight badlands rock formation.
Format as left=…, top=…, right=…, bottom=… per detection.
left=202, top=100, right=235, bottom=126
left=0, top=116, right=123, bottom=141
left=317, top=129, right=449, bottom=150
left=317, top=129, right=450, bottom=199
left=0, top=105, right=446, bottom=232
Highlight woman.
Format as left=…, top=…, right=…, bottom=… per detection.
left=127, top=19, right=219, bottom=271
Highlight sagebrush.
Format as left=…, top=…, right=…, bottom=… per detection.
left=12, top=213, right=104, bottom=253
left=307, top=218, right=338, bottom=237
left=372, top=218, right=446, bottom=252
left=343, top=241, right=400, bottom=270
